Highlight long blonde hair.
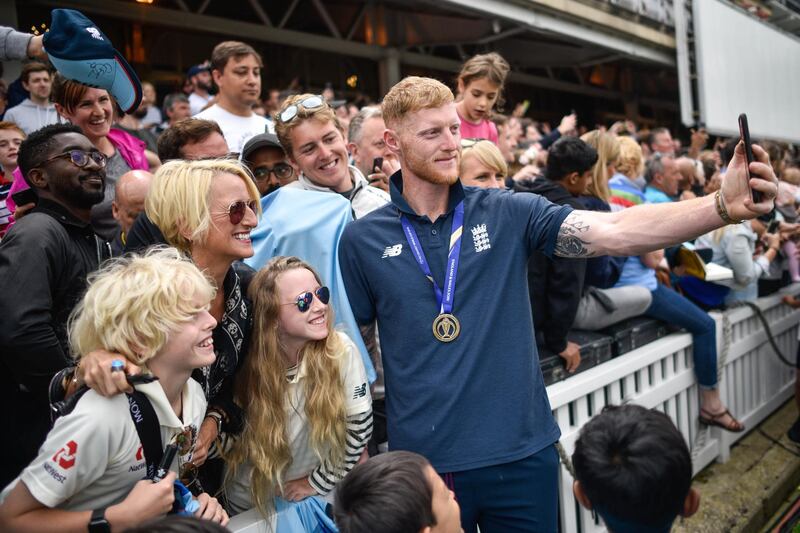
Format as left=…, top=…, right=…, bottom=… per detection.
left=225, top=256, right=347, bottom=514
left=580, top=130, right=620, bottom=201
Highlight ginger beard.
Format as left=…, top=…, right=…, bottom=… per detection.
left=396, top=129, right=461, bottom=186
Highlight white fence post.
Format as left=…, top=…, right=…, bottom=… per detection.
left=547, top=284, right=800, bottom=533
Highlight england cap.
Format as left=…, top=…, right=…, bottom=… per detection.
left=44, top=9, right=142, bottom=113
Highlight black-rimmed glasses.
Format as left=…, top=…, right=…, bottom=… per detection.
left=39, top=150, right=107, bottom=169
left=252, top=163, right=294, bottom=182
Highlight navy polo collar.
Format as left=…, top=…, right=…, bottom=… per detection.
left=389, top=170, right=466, bottom=219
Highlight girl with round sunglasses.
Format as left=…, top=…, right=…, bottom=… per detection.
left=224, top=256, right=373, bottom=520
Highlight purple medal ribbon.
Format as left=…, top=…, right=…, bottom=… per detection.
left=399, top=201, right=464, bottom=315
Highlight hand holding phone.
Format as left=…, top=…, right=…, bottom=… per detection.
left=767, top=219, right=780, bottom=234
left=738, top=113, right=761, bottom=203
left=153, top=444, right=178, bottom=483
left=11, top=188, right=37, bottom=208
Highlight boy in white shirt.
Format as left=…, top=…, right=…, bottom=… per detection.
left=0, top=248, right=228, bottom=531
left=194, top=41, right=273, bottom=154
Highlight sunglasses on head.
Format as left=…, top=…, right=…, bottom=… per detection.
left=40, top=149, right=108, bottom=169
left=460, top=138, right=485, bottom=149
left=252, top=163, right=294, bottom=181
left=283, top=286, right=330, bottom=313
left=224, top=200, right=258, bottom=225
left=278, top=95, right=325, bottom=124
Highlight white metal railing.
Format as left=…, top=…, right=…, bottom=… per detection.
left=551, top=284, right=800, bottom=533
left=228, top=285, right=800, bottom=533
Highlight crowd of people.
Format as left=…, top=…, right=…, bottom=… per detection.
left=0, top=11, right=793, bottom=533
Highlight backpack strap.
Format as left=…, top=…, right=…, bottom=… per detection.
left=126, top=390, right=163, bottom=479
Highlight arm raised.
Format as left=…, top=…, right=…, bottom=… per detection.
left=555, top=142, right=777, bottom=258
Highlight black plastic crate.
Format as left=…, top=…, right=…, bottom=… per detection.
left=601, top=316, right=672, bottom=358
left=539, top=330, right=614, bottom=386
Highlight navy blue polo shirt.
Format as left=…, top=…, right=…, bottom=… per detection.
left=338, top=173, right=572, bottom=472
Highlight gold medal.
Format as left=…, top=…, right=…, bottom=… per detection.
left=432, top=313, right=461, bottom=342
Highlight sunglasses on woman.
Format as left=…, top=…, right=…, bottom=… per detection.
left=278, top=95, right=325, bottom=124
left=223, top=200, right=258, bottom=225
left=283, top=286, right=330, bottom=313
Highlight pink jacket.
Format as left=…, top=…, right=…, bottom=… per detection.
left=4, top=128, right=147, bottom=234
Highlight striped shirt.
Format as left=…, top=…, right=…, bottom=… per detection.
left=609, top=173, right=646, bottom=212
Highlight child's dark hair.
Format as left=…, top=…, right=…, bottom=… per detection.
left=572, top=404, right=692, bottom=529
left=457, top=52, right=510, bottom=110
left=545, top=137, right=598, bottom=181
left=334, top=451, right=436, bottom=533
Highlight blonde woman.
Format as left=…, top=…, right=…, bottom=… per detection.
left=74, top=159, right=262, bottom=491
left=580, top=129, right=619, bottom=203
left=224, top=256, right=372, bottom=519
left=0, top=249, right=228, bottom=531
left=459, top=139, right=507, bottom=189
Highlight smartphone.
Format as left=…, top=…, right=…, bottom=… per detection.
left=152, top=444, right=178, bottom=483
left=371, top=157, right=383, bottom=174
left=738, top=113, right=761, bottom=203
left=11, top=188, right=37, bottom=207
left=767, top=219, right=779, bottom=234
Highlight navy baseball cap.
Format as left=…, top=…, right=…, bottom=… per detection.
left=43, top=9, right=142, bottom=113
left=186, top=64, right=210, bottom=78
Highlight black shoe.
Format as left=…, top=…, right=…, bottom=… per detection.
left=788, top=417, right=800, bottom=444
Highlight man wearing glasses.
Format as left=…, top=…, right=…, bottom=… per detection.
left=274, top=94, right=389, bottom=220
left=240, top=132, right=295, bottom=196
left=0, top=123, right=112, bottom=488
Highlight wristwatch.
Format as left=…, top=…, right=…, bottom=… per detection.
left=88, top=507, right=111, bottom=533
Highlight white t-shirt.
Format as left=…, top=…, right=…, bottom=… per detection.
left=1, top=380, right=206, bottom=511
left=194, top=104, right=274, bottom=154
left=226, top=331, right=371, bottom=514
left=188, top=92, right=214, bottom=116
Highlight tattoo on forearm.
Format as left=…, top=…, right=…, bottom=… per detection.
left=555, top=213, right=595, bottom=257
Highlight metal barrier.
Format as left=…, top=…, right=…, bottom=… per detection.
left=550, top=285, right=800, bottom=532
left=228, top=286, right=800, bottom=533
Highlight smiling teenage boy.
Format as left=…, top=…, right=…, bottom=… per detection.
left=274, top=94, right=389, bottom=219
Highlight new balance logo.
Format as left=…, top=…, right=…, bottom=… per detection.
left=382, top=244, right=403, bottom=258
left=471, top=224, right=491, bottom=253
left=353, top=383, right=367, bottom=399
